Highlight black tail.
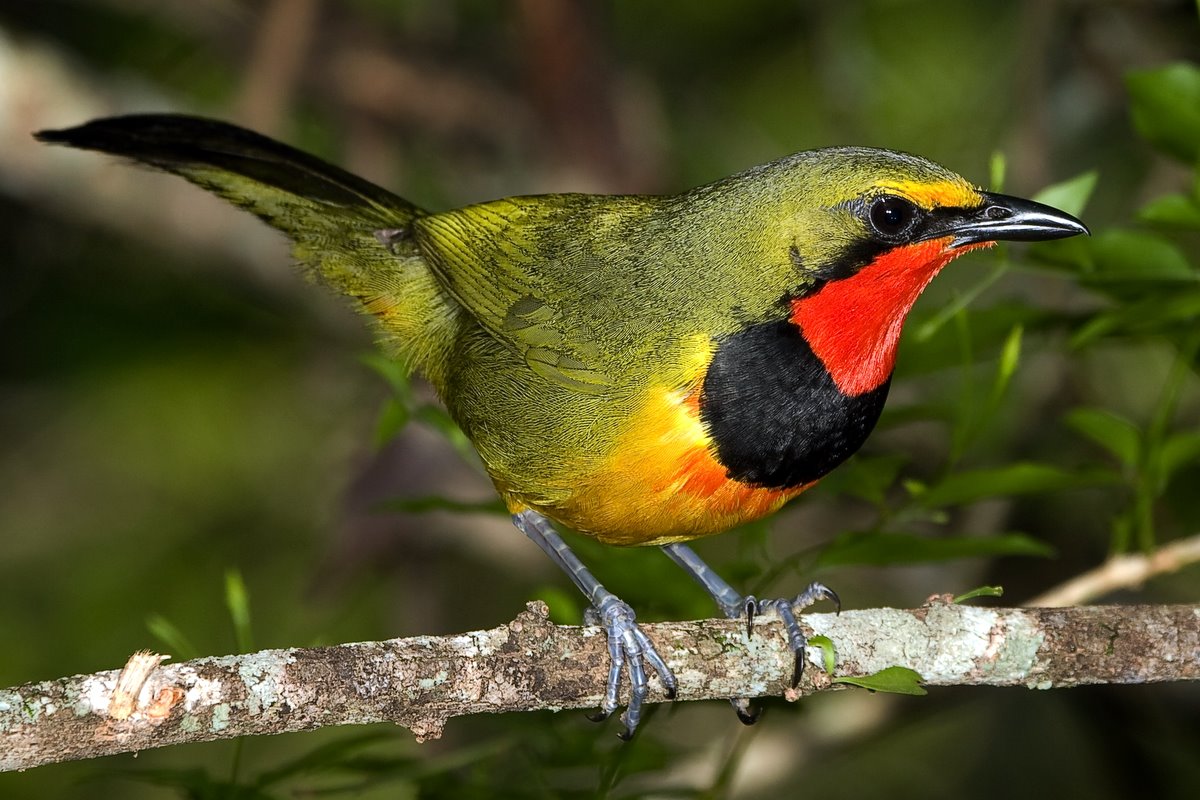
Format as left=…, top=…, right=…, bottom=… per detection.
left=35, top=114, right=420, bottom=226
left=38, top=114, right=431, bottom=301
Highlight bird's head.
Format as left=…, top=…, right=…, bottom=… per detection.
left=746, top=148, right=1089, bottom=396
left=761, top=147, right=1088, bottom=283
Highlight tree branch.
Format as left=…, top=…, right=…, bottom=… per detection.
left=1027, top=533, right=1200, bottom=607
left=3, top=601, right=1197, bottom=772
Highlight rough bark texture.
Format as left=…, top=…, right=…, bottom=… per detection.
left=3, top=601, right=1197, bottom=772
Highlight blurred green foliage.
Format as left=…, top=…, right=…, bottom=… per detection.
left=2, top=1, right=1199, bottom=798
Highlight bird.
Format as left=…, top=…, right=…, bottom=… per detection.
left=36, top=115, right=1088, bottom=738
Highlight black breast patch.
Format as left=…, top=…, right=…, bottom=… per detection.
left=698, top=319, right=890, bottom=489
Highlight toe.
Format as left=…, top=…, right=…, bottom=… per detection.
left=590, top=596, right=675, bottom=740
left=731, top=697, right=762, bottom=725
left=791, top=648, right=805, bottom=688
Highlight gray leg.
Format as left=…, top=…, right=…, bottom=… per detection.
left=661, top=541, right=748, bottom=618
left=661, top=542, right=839, bottom=720
left=513, top=510, right=675, bottom=739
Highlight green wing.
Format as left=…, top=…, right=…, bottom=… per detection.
left=414, top=195, right=660, bottom=394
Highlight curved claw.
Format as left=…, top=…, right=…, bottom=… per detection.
left=743, top=595, right=758, bottom=639
left=740, top=583, right=841, bottom=687
left=797, top=581, right=841, bottom=615
left=513, top=512, right=675, bottom=740
left=590, top=595, right=676, bottom=739
left=731, top=697, right=762, bottom=725
left=658, top=543, right=841, bottom=727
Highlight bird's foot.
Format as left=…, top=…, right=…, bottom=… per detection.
left=726, top=581, right=840, bottom=722
left=582, top=595, right=676, bottom=740
left=744, top=582, right=841, bottom=686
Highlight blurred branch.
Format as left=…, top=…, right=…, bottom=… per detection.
left=1027, top=533, right=1200, bottom=607
left=234, top=0, right=320, bottom=134
left=516, top=0, right=631, bottom=191
left=331, top=49, right=523, bottom=136
left=3, top=601, right=1197, bottom=772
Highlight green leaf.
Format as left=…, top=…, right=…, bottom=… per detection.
left=1085, top=230, right=1196, bottom=284
left=1158, top=430, right=1200, bottom=481
left=1032, top=171, right=1098, bottom=219
left=114, top=768, right=275, bottom=800
left=953, top=585, right=1005, bottom=603
left=816, top=453, right=907, bottom=505
left=1126, top=63, right=1200, bottom=162
left=807, top=635, right=837, bottom=675
left=1025, top=235, right=1093, bottom=273
left=911, top=265, right=1004, bottom=343
left=373, top=398, right=410, bottom=447
left=814, top=531, right=1052, bottom=569
left=1029, top=229, right=1196, bottom=287
left=989, top=150, right=1007, bottom=193
left=1064, top=408, right=1141, bottom=467
left=835, top=665, right=927, bottom=696
left=1139, top=193, right=1200, bottom=229
left=915, top=463, right=1117, bottom=508
left=991, top=324, right=1023, bottom=401
left=413, top=405, right=479, bottom=466
left=877, top=403, right=955, bottom=431
left=254, top=730, right=405, bottom=786
left=145, top=614, right=199, bottom=662
left=224, top=569, right=254, bottom=653
left=903, top=303, right=1048, bottom=377
left=253, top=730, right=508, bottom=790
left=359, top=352, right=413, bottom=398
left=1070, top=288, right=1200, bottom=347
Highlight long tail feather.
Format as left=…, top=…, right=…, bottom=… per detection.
left=37, top=114, right=456, bottom=377
left=36, top=114, right=420, bottom=228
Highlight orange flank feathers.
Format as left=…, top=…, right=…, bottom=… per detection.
left=546, top=382, right=809, bottom=546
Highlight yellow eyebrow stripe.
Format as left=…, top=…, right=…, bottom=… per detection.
left=876, top=179, right=983, bottom=210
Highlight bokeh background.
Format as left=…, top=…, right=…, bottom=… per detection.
left=2, top=1, right=1199, bottom=797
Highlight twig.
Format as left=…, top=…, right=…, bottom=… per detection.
left=1027, top=533, right=1200, bottom=607
left=2, top=601, right=1196, bottom=772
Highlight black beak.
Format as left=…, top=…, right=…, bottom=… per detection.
left=922, top=191, right=1090, bottom=247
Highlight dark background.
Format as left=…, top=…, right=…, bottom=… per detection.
left=1, top=1, right=1198, bottom=797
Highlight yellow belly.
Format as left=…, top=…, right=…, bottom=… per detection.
left=506, top=381, right=811, bottom=546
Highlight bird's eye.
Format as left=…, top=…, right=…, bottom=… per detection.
left=868, top=196, right=918, bottom=239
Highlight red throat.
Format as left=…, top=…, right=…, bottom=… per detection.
left=790, top=237, right=990, bottom=396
